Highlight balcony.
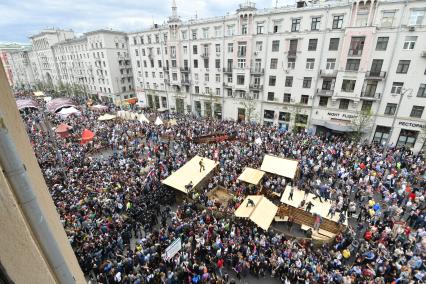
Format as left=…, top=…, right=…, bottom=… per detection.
left=223, top=68, right=232, bottom=73
left=365, top=71, right=386, bottom=80
left=287, top=50, right=297, bottom=57
left=180, top=67, right=190, bottom=72
left=319, top=69, right=338, bottom=77
left=181, top=79, right=190, bottom=85
left=249, top=84, right=263, bottom=91
left=201, top=53, right=209, bottom=59
left=348, top=49, right=363, bottom=57
left=361, top=92, right=381, bottom=100
left=316, top=89, right=334, bottom=96
left=223, top=82, right=233, bottom=88
left=250, top=68, right=264, bottom=75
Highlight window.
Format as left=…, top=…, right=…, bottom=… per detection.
left=195, top=86, right=200, bottom=94
left=391, top=82, right=403, bottom=94
left=193, top=45, right=198, bottom=55
left=270, top=58, right=278, bottom=69
left=373, top=126, right=391, bottom=144
left=283, top=93, right=291, bottom=103
left=204, top=59, right=209, bottom=68
left=241, top=24, right=247, bottom=35
left=214, top=26, right=221, bottom=37
left=295, top=114, right=308, bottom=124
left=264, top=110, right=274, bottom=119
left=192, top=29, right=197, bottom=40
left=332, top=15, right=344, bottom=29
left=384, top=103, right=397, bottom=115
left=215, top=59, right=220, bottom=69
left=409, top=10, right=425, bottom=26
left=322, top=79, right=333, bottom=90
left=339, top=99, right=350, bottom=110
left=396, top=60, right=410, bottom=74
left=227, top=25, right=235, bottom=36
left=381, top=11, right=395, bottom=27
left=215, top=44, right=221, bottom=53
left=403, top=36, right=417, bottom=50
left=370, top=59, right=383, bottom=74
left=182, top=31, right=187, bottom=40
left=238, top=42, right=247, bottom=57
left=410, top=106, right=424, bottom=118
left=227, top=43, right=233, bottom=53
left=272, top=40, right=280, bottom=52
left=303, top=77, right=312, bottom=88
left=285, top=76, right=293, bottom=87
left=397, top=129, right=418, bottom=148
left=205, top=73, right=209, bottom=82
left=306, top=58, right=315, bottom=70
left=194, top=59, right=198, bottom=68
left=215, top=74, right=220, bottom=82
left=319, top=96, right=329, bottom=106
left=267, top=92, right=275, bottom=101
left=273, top=20, right=281, bottom=33
left=301, top=95, right=309, bottom=105
left=342, top=80, right=356, bottom=92
left=376, top=37, right=389, bottom=51
left=257, top=22, right=264, bottom=34
left=269, top=76, right=276, bottom=86
left=237, top=59, right=246, bottom=68
left=279, top=112, right=290, bottom=121
left=346, top=59, right=360, bottom=71
left=308, top=39, right=318, bottom=51
left=288, top=58, right=296, bottom=69
left=237, top=75, right=245, bottom=85
left=311, top=17, right=321, bottom=30
left=361, top=101, right=373, bottom=112
left=291, top=18, right=301, bottom=32
left=329, top=38, right=340, bottom=51
left=348, top=37, right=365, bottom=56
left=216, top=88, right=220, bottom=96
left=255, top=41, right=263, bottom=52
left=326, top=58, right=336, bottom=70
left=417, top=84, right=426, bottom=97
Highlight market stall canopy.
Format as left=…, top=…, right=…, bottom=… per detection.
left=138, top=113, right=150, bottom=123
left=98, top=114, right=117, bottom=121
left=155, top=117, right=163, bottom=125
left=260, top=154, right=299, bottom=180
left=57, top=106, right=81, bottom=117
left=46, top=98, right=76, bottom=113
left=235, top=195, right=278, bottom=231
left=16, top=99, right=39, bottom=110
left=237, top=168, right=265, bottom=185
left=162, top=155, right=218, bottom=194
left=80, top=129, right=95, bottom=144
left=91, top=104, right=108, bottom=111
left=33, top=91, right=44, bottom=97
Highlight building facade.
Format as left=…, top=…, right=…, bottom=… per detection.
left=128, top=0, right=426, bottom=153
left=3, top=0, right=426, bottom=152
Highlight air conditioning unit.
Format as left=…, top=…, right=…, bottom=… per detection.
left=409, top=26, right=415, bottom=31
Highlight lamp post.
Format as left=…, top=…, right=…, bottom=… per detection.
left=382, top=88, right=412, bottom=158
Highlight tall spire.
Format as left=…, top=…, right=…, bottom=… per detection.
left=172, top=0, right=177, bottom=18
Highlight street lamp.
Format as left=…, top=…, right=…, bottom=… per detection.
left=382, top=88, right=412, bottom=158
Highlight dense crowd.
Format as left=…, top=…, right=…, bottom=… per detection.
left=19, top=97, right=426, bottom=283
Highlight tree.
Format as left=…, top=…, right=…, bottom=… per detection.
left=239, top=94, right=258, bottom=122
left=350, top=110, right=373, bottom=142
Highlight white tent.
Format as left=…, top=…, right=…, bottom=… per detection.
left=155, top=117, right=163, bottom=125
left=117, top=110, right=125, bottom=118
left=234, top=195, right=278, bottom=231
left=98, top=114, right=117, bottom=121
left=57, top=106, right=81, bottom=117
left=138, top=113, right=150, bottom=123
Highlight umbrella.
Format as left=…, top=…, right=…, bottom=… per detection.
left=98, top=114, right=117, bottom=121
left=373, top=203, right=381, bottom=211
left=81, top=129, right=95, bottom=144
left=58, top=106, right=81, bottom=117
left=138, top=113, right=150, bottom=123
left=91, top=104, right=108, bottom=111
left=55, top=123, right=72, bottom=138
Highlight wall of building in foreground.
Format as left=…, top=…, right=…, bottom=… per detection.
left=0, top=61, right=85, bottom=283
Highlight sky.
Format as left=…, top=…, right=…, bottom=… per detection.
left=0, top=0, right=293, bottom=44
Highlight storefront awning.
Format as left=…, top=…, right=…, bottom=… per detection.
left=312, top=119, right=354, bottom=132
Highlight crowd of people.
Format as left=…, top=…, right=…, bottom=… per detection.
left=18, top=95, right=426, bottom=283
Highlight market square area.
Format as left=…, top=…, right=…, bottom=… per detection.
left=16, top=94, right=426, bottom=283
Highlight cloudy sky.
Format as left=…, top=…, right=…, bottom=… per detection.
left=0, top=0, right=294, bottom=44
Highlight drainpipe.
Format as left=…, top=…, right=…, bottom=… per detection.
left=0, top=115, right=76, bottom=284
